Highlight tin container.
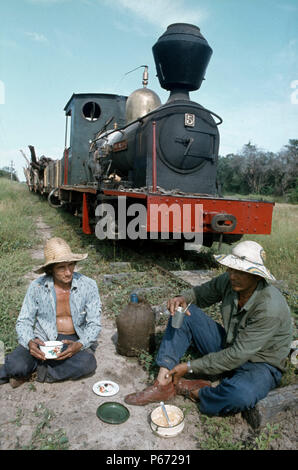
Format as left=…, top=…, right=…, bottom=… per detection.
left=150, top=404, right=184, bottom=438
left=172, top=306, right=185, bottom=329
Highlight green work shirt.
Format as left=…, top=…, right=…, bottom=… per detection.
left=182, top=272, right=293, bottom=374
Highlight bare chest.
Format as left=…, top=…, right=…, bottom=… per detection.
left=55, top=290, right=71, bottom=316
left=55, top=287, right=75, bottom=334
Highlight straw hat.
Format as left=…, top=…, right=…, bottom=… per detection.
left=34, top=237, right=88, bottom=274
left=214, top=240, right=275, bottom=281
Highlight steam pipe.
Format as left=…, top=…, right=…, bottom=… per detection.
left=152, top=121, right=157, bottom=192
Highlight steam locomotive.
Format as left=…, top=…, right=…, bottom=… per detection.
left=24, top=23, right=274, bottom=247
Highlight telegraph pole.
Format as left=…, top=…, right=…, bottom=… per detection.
left=10, top=160, right=14, bottom=180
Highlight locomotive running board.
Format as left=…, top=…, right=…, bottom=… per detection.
left=102, top=189, right=275, bottom=236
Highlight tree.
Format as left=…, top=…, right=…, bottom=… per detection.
left=217, top=153, right=249, bottom=194
left=279, top=140, right=298, bottom=193
left=217, top=139, right=298, bottom=201
left=0, top=166, right=19, bottom=182
left=242, top=142, right=268, bottom=195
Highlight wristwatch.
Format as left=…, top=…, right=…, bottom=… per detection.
left=187, top=360, right=193, bottom=373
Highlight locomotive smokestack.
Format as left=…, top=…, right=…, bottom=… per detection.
left=152, top=23, right=213, bottom=101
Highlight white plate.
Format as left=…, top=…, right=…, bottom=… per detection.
left=92, top=380, right=119, bottom=397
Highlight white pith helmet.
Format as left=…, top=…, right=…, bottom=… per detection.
left=214, top=240, right=275, bottom=281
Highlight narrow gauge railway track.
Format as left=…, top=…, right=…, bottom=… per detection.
left=98, top=237, right=218, bottom=300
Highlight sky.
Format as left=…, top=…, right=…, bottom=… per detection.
left=0, top=0, right=297, bottom=181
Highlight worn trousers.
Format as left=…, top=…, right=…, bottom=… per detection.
left=0, top=334, right=97, bottom=382
left=156, top=305, right=282, bottom=416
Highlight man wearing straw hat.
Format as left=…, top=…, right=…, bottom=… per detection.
left=125, top=241, right=293, bottom=416
left=0, top=238, right=101, bottom=387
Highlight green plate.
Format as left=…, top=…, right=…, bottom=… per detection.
left=96, top=402, right=130, bottom=424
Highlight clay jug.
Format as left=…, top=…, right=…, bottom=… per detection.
left=116, top=294, right=155, bottom=357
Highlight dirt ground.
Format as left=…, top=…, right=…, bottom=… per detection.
left=0, top=217, right=297, bottom=451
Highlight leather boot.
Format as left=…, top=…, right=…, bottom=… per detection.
left=124, top=380, right=176, bottom=406
left=9, top=376, right=30, bottom=389
left=175, top=378, right=211, bottom=401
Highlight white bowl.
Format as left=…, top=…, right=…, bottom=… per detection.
left=40, top=341, right=63, bottom=359
left=150, top=404, right=184, bottom=438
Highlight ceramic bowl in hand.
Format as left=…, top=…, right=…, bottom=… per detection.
left=39, top=341, right=63, bottom=359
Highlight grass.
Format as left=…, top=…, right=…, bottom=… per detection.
left=198, top=415, right=246, bottom=450
left=0, top=181, right=41, bottom=251
left=197, top=415, right=281, bottom=450
left=0, top=179, right=43, bottom=352
left=14, top=403, right=69, bottom=450
left=222, top=192, right=294, bottom=204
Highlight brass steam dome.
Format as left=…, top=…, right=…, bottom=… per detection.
left=125, top=66, right=161, bottom=123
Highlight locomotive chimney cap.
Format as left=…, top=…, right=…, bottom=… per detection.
left=163, top=23, right=202, bottom=34
left=152, top=23, right=213, bottom=92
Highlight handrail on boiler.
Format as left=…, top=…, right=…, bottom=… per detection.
left=152, top=121, right=157, bottom=192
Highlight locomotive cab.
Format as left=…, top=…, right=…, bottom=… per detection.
left=62, top=93, right=127, bottom=185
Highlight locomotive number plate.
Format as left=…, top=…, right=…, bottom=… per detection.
left=184, top=113, right=195, bottom=127
left=113, top=140, right=128, bottom=152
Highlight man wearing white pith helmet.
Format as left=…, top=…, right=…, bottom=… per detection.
left=125, top=241, right=293, bottom=416
left=0, top=238, right=101, bottom=388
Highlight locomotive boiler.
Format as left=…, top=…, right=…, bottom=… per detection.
left=24, top=23, right=274, bottom=247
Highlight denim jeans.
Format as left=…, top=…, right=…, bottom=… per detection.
left=156, top=305, right=282, bottom=416
left=0, top=334, right=97, bottom=382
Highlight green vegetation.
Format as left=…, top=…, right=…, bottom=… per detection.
left=0, top=179, right=42, bottom=352
left=253, top=423, right=281, bottom=450
left=0, top=166, right=19, bottom=182
left=15, top=403, right=69, bottom=450
left=0, top=179, right=39, bottom=253
left=197, top=415, right=281, bottom=450
left=198, top=415, right=246, bottom=450
left=218, top=140, right=298, bottom=203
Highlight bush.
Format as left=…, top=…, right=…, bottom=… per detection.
left=286, top=181, right=298, bottom=204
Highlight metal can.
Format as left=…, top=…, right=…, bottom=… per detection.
left=172, top=306, right=185, bottom=329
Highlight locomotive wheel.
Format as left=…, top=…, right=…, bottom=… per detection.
left=48, top=188, right=63, bottom=208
